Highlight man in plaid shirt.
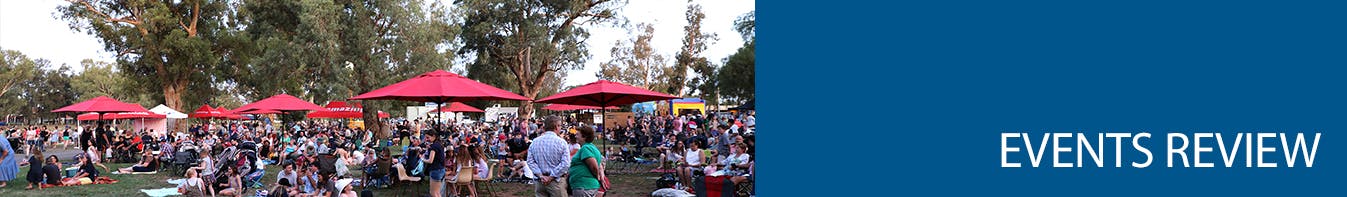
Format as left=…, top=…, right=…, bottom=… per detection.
left=528, top=115, right=571, bottom=197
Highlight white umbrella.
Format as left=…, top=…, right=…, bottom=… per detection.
left=149, top=104, right=189, bottom=119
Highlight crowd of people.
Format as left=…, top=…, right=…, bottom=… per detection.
left=0, top=109, right=756, bottom=197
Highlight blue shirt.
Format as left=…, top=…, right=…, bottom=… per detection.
left=527, top=131, right=570, bottom=177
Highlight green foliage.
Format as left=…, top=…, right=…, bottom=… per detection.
left=1, top=50, right=42, bottom=110
left=718, top=41, right=754, bottom=102
left=598, top=23, right=677, bottom=94
left=70, top=59, right=122, bottom=101
left=0, top=50, right=77, bottom=123
left=676, top=0, right=717, bottom=99
left=226, top=0, right=458, bottom=135
left=734, top=11, right=755, bottom=41
left=59, top=0, right=237, bottom=111
left=717, top=11, right=754, bottom=102
left=20, top=63, right=78, bottom=123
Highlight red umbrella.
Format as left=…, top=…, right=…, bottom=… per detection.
left=77, top=112, right=166, bottom=120
left=535, top=80, right=679, bottom=150
left=53, top=96, right=149, bottom=131
left=52, top=96, right=146, bottom=113
left=351, top=70, right=529, bottom=133
left=190, top=105, right=225, bottom=119
left=428, top=102, right=485, bottom=113
left=536, top=80, right=679, bottom=107
left=307, top=101, right=393, bottom=119
left=543, top=104, right=619, bottom=111
left=233, top=93, right=325, bottom=113
left=351, top=70, right=530, bottom=102
left=236, top=109, right=282, bottom=114
left=217, top=107, right=249, bottom=120
left=307, top=101, right=363, bottom=119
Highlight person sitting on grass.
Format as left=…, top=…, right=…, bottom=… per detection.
left=42, top=155, right=62, bottom=186
left=62, top=155, right=99, bottom=185
left=20, top=148, right=43, bottom=190
left=336, top=178, right=358, bottom=197
left=118, top=151, right=159, bottom=173
left=217, top=167, right=244, bottom=196
left=276, top=163, right=298, bottom=188
left=299, top=166, right=320, bottom=195
left=177, top=169, right=212, bottom=197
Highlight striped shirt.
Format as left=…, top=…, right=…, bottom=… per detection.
left=527, top=131, right=570, bottom=177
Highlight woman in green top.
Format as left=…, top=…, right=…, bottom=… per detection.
left=568, top=125, right=609, bottom=197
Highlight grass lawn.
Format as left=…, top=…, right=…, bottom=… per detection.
left=0, top=163, right=179, bottom=197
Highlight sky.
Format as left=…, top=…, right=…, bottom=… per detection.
left=0, top=0, right=755, bottom=87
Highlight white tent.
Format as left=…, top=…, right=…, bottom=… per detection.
left=150, top=104, right=188, bottom=119
left=149, top=104, right=188, bottom=134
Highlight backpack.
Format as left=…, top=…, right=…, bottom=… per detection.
left=656, top=173, right=678, bottom=189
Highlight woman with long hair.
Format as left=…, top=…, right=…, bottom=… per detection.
left=421, top=134, right=446, bottom=197
left=20, top=148, right=43, bottom=190
left=217, top=167, right=243, bottom=196
left=117, top=150, right=158, bottom=173
left=63, top=155, right=99, bottom=185
left=453, top=145, right=480, bottom=197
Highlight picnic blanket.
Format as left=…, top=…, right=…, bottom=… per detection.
left=38, top=177, right=119, bottom=188
left=111, top=171, right=159, bottom=175
left=652, top=188, right=695, bottom=197
left=141, top=187, right=182, bottom=197
left=167, top=178, right=187, bottom=185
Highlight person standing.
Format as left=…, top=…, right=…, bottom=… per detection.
left=422, top=134, right=446, bottom=197
left=528, top=115, right=571, bottom=197
left=568, top=126, right=609, bottom=197
left=0, top=134, right=18, bottom=188
left=80, top=125, right=93, bottom=151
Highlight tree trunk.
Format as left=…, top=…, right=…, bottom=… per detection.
left=163, top=81, right=187, bottom=112
left=519, top=85, right=539, bottom=118
left=164, top=80, right=188, bottom=130
left=353, top=61, right=387, bottom=141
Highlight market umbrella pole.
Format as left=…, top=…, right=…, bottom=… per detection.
left=602, top=107, right=607, bottom=151
left=436, top=101, right=444, bottom=136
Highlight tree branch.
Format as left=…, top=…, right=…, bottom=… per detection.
left=552, top=0, right=610, bottom=44
left=116, top=48, right=138, bottom=57
left=178, top=0, right=201, bottom=37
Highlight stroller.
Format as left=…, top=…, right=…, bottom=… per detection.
left=112, top=139, right=143, bottom=163
left=210, top=144, right=264, bottom=192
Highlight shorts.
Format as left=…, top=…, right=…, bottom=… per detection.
left=428, top=168, right=446, bottom=181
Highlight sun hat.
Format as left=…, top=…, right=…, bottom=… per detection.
left=335, top=178, right=354, bottom=190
